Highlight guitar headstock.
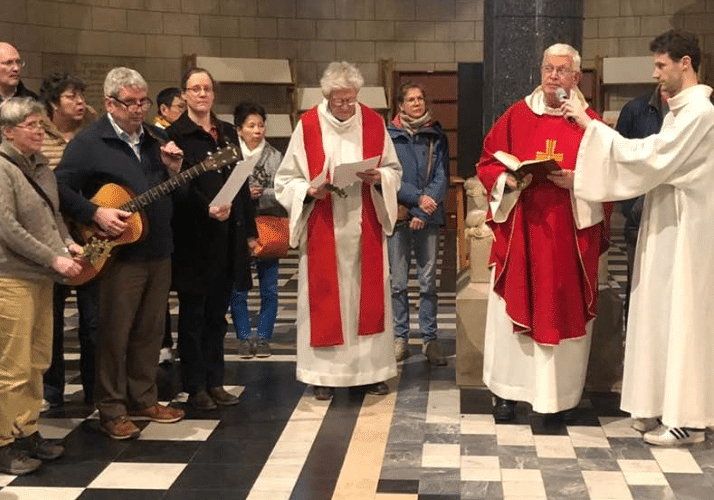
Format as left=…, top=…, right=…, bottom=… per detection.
left=204, top=145, right=241, bottom=171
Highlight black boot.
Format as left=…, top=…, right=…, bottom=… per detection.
left=493, top=396, right=517, bottom=422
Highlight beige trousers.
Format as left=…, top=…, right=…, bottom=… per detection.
left=0, top=277, right=53, bottom=447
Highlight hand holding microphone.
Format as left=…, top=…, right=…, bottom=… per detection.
left=557, top=87, right=591, bottom=129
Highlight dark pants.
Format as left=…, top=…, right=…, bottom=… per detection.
left=95, top=258, right=171, bottom=421
left=44, top=282, right=98, bottom=405
left=177, top=283, right=230, bottom=395
left=162, top=308, right=173, bottom=348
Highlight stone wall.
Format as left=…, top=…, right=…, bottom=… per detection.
left=2, top=0, right=712, bottom=113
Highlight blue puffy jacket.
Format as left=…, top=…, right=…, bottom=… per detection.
left=387, top=118, right=449, bottom=226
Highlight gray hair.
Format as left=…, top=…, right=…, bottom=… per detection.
left=103, top=67, right=147, bottom=97
left=320, top=61, right=364, bottom=97
left=0, top=97, right=46, bottom=129
left=543, top=43, right=581, bottom=72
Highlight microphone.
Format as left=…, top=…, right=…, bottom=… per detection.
left=556, top=87, right=574, bottom=122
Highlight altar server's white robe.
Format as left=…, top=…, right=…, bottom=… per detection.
left=574, top=84, right=714, bottom=429
left=275, top=100, right=401, bottom=387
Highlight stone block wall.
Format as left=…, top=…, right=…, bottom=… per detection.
left=1, top=0, right=484, bottom=110
left=2, top=0, right=712, bottom=116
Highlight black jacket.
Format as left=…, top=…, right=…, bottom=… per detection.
left=167, top=112, right=256, bottom=293
left=55, top=115, right=174, bottom=261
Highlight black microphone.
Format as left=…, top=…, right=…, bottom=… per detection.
left=556, top=87, right=574, bottom=122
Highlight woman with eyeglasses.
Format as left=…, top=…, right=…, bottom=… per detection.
left=39, top=71, right=98, bottom=411
left=275, top=61, right=401, bottom=401
left=0, top=97, right=83, bottom=475
left=167, top=68, right=256, bottom=411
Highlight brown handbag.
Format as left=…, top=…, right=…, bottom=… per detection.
left=252, top=215, right=290, bottom=259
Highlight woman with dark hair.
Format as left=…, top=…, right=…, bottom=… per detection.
left=167, top=68, right=257, bottom=411
left=229, top=101, right=286, bottom=359
left=38, top=71, right=98, bottom=409
left=0, top=97, right=82, bottom=474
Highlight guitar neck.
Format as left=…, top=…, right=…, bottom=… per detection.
left=119, top=160, right=213, bottom=213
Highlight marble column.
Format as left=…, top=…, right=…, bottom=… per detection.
left=483, top=0, right=583, bottom=127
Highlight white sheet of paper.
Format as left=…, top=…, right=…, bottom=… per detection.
left=210, top=155, right=259, bottom=206
left=331, top=156, right=380, bottom=189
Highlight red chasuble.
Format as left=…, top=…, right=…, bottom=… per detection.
left=301, top=104, right=385, bottom=347
left=477, top=100, right=605, bottom=345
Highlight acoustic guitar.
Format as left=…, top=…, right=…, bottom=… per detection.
left=66, top=145, right=240, bottom=286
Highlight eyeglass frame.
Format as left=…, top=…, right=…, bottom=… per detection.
left=14, top=120, right=45, bottom=132
left=329, top=97, right=358, bottom=108
left=109, top=95, right=153, bottom=112
left=541, top=64, right=576, bottom=77
left=184, top=85, right=214, bottom=95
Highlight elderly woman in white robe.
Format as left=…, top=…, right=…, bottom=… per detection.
left=275, top=61, right=401, bottom=400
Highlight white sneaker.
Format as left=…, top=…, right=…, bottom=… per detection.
left=40, top=399, right=51, bottom=413
left=644, top=425, right=705, bottom=446
left=632, top=417, right=660, bottom=433
left=158, top=347, right=174, bottom=365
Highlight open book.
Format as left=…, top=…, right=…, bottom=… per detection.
left=494, top=151, right=562, bottom=182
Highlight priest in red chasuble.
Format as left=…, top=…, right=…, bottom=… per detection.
left=275, top=62, right=401, bottom=401
left=476, top=44, right=608, bottom=421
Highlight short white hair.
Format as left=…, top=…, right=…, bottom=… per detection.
left=103, top=67, right=147, bottom=97
left=543, top=43, right=581, bottom=72
left=0, top=97, right=45, bottom=129
left=320, top=61, right=364, bottom=98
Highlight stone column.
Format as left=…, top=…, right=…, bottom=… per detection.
left=483, top=0, right=583, bottom=127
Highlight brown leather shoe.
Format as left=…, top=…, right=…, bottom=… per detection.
left=188, top=390, right=217, bottom=411
left=99, top=415, right=141, bottom=440
left=314, top=386, right=334, bottom=400
left=365, top=381, right=389, bottom=396
left=208, top=386, right=240, bottom=406
left=128, top=404, right=184, bottom=423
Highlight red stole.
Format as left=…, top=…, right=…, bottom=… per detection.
left=302, top=104, right=386, bottom=347
left=476, top=101, right=605, bottom=345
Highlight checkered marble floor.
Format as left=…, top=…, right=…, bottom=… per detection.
left=3, top=228, right=711, bottom=500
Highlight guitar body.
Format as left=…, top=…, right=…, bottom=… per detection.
left=66, top=183, right=148, bottom=286
left=64, top=144, right=240, bottom=286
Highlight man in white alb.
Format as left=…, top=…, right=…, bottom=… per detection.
left=563, top=29, right=714, bottom=446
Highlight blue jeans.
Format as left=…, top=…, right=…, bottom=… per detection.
left=388, top=224, right=439, bottom=342
left=229, top=258, right=279, bottom=341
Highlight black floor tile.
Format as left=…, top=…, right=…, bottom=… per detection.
left=377, top=478, right=420, bottom=494
left=115, top=440, right=202, bottom=463
left=78, top=489, right=165, bottom=500
left=171, top=463, right=262, bottom=490
left=162, top=488, right=251, bottom=500
left=8, top=460, right=108, bottom=488
left=190, top=438, right=274, bottom=465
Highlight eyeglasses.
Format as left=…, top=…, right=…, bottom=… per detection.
left=61, top=91, right=85, bottom=101
left=15, top=120, right=44, bottom=132
left=541, top=65, right=575, bottom=77
left=185, top=86, right=214, bottom=95
left=110, top=95, right=153, bottom=112
left=0, top=58, right=25, bottom=69
left=330, top=97, right=357, bottom=107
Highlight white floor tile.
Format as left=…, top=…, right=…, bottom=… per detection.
left=460, top=414, right=496, bottom=435
left=650, top=447, right=703, bottom=473
left=568, top=425, right=610, bottom=448
left=38, top=418, right=85, bottom=439
left=139, top=419, right=220, bottom=441
left=534, top=435, right=576, bottom=459
left=581, top=470, right=633, bottom=500
left=421, top=443, right=461, bottom=468
left=598, top=416, right=642, bottom=438
left=496, top=425, right=534, bottom=446
left=460, top=455, right=501, bottom=481
left=0, top=486, right=84, bottom=499
left=88, top=463, right=186, bottom=489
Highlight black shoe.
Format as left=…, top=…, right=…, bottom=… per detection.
left=188, top=390, right=218, bottom=411
left=493, top=397, right=516, bottom=422
left=0, top=443, right=42, bottom=475
left=14, top=431, right=64, bottom=461
left=208, top=386, right=240, bottom=406
left=365, top=381, right=389, bottom=396
left=314, top=386, right=334, bottom=400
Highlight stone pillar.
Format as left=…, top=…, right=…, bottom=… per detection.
left=483, top=0, right=583, bottom=127
left=456, top=177, right=492, bottom=387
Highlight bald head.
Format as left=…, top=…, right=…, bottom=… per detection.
left=0, top=42, right=23, bottom=98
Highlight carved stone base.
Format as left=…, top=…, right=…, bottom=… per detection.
left=455, top=273, right=489, bottom=387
